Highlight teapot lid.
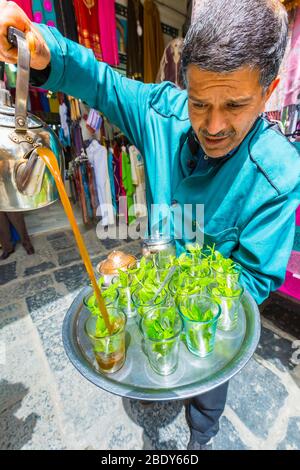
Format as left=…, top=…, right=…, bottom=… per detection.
left=97, top=250, right=137, bottom=275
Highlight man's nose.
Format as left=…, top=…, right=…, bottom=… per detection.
left=205, top=109, right=228, bottom=136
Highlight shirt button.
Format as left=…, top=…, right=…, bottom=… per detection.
left=204, top=155, right=209, bottom=160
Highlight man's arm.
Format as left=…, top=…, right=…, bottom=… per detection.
left=232, top=188, right=300, bottom=305
left=34, top=25, right=155, bottom=153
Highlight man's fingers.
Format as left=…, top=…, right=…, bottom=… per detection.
left=0, top=1, right=31, bottom=64
left=0, top=2, right=50, bottom=70
left=26, top=31, right=36, bottom=55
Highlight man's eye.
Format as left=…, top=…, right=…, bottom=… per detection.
left=193, top=103, right=206, bottom=108
left=228, top=103, right=243, bottom=108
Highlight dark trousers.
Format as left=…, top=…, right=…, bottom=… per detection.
left=186, top=381, right=229, bottom=444
left=0, top=212, right=31, bottom=252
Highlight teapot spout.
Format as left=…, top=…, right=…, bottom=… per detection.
left=14, top=148, right=46, bottom=197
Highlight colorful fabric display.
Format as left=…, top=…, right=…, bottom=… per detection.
left=53, top=0, right=79, bottom=42
left=121, top=146, right=136, bottom=225
left=98, top=0, right=119, bottom=66
left=32, top=0, right=57, bottom=27
left=129, top=145, right=147, bottom=218
left=12, top=0, right=33, bottom=20
left=86, top=139, right=114, bottom=226
left=73, top=0, right=102, bottom=60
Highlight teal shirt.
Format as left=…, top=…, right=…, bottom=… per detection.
left=36, top=25, right=300, bottom=305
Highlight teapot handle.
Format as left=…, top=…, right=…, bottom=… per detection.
left=7, top=27, right=30, bottom=133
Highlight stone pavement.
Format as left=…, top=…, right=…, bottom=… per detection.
left=0, top=227, right=299, bottom=450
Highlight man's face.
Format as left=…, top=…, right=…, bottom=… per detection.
left=187, top=65, right=277, bottom=157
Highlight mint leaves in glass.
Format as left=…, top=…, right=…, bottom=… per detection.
left=209, top=282, right=244, bottom=331
left=210, top=251, right=242, bottom=286
left=85, top=280, right=119, bottom=311
left=178, top=295, right=221, bottom=357
left=132, top=286, right=169, bottom=319
left=141, top=306, right=183, bottom=375
left=84, top=308, right=126, bottom=374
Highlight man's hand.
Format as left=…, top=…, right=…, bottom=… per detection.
left=0, top=0, right=50, bottom=70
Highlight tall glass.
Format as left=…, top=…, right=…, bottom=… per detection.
left=117, top=285, right=137, bottom=318
left=84, top=309, right=127, bottom=374
left=178, top=295, right=221, bottom=357
left=131, top=287, right=169, bottom=319
left=169, top=267, right=211, bottom=302
left=209, top=282, right=244, bottom=331
left=154, top=251, right=175, bottom=269
left=83, top=287, right=119, bottom=312
left=140, top=306, right=183, bottom=375
left=211, top=262, right=242, bottom=287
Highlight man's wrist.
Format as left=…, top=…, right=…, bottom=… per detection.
left=29, top=63, right=51, bottom=87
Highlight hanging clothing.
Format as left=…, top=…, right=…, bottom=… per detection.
left=156, top=38, right=184, bottom=88
left=86, top=161, right=99, bottom=218
left=53, top=0, right=79, bottom=43
left=73, top=0, right=102, bottom=61
left=86, top=139, right=114, bottom=226
left=121, top=146, right=136, bottom=224
left=32, top=0, right=57, bottom=27
left=48, top=93, right=59, bottom=113
left=129, top=145, right=147, bottom=218
left=103, top=118, right=114, bottom=142
left=98, top=0, right=119, bottom=66
left=117, top=145, right=127, bottom=220
left=75, top=164, right=88, bottom=224
left=112, top=144, right=121, bottom=210
left=143, top=0, right=164, bottom=83
left=127, top=0, right=144, bottom=80
left=80, top=162, right=93, bottom=221
left=29, top=89, right=43, bottom=111
left=12, top=0, right=33, bottom=20
left=71, top=122, right=85, bottom=157
left=108, top=148, right=117, bottom=213
left=59, top=102, right=70, bottom=141
left=5, top=63, right=17, bottom=88
left=264, top=27, right=292, bottom=112
left=68, top=96, right=81, bottom=121
left=79, top=102, right=101, bottom=141
left=284, top=8, right=300, bottom=107
left=87, top=108, right=102, bottom=133
left=40, top=91, right=50, bottom=112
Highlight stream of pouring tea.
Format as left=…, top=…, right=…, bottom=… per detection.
left=36, top=147, right=112, bottom=334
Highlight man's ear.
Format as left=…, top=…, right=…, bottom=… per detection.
left=265, top=77, right=280, bottom=101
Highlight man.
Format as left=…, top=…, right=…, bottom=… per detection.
left=1, top=0, right=299, bottom=450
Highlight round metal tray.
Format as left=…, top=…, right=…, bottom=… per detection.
left=62, top=286, right=261, bottom=401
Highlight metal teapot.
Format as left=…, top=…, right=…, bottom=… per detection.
left=0, top=27, right=63, bottom=211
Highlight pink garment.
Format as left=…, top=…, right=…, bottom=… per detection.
left=12, top=0, right=33, bottom=20
left=98, top=0, right=119, bottom=66
left=278, top=270, right=300, bottom=301
left=277, top=205, right=300, bottom=301
left=284, top=8, right=300, bottom=107
left=296, top=206, right=300, bottom=226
